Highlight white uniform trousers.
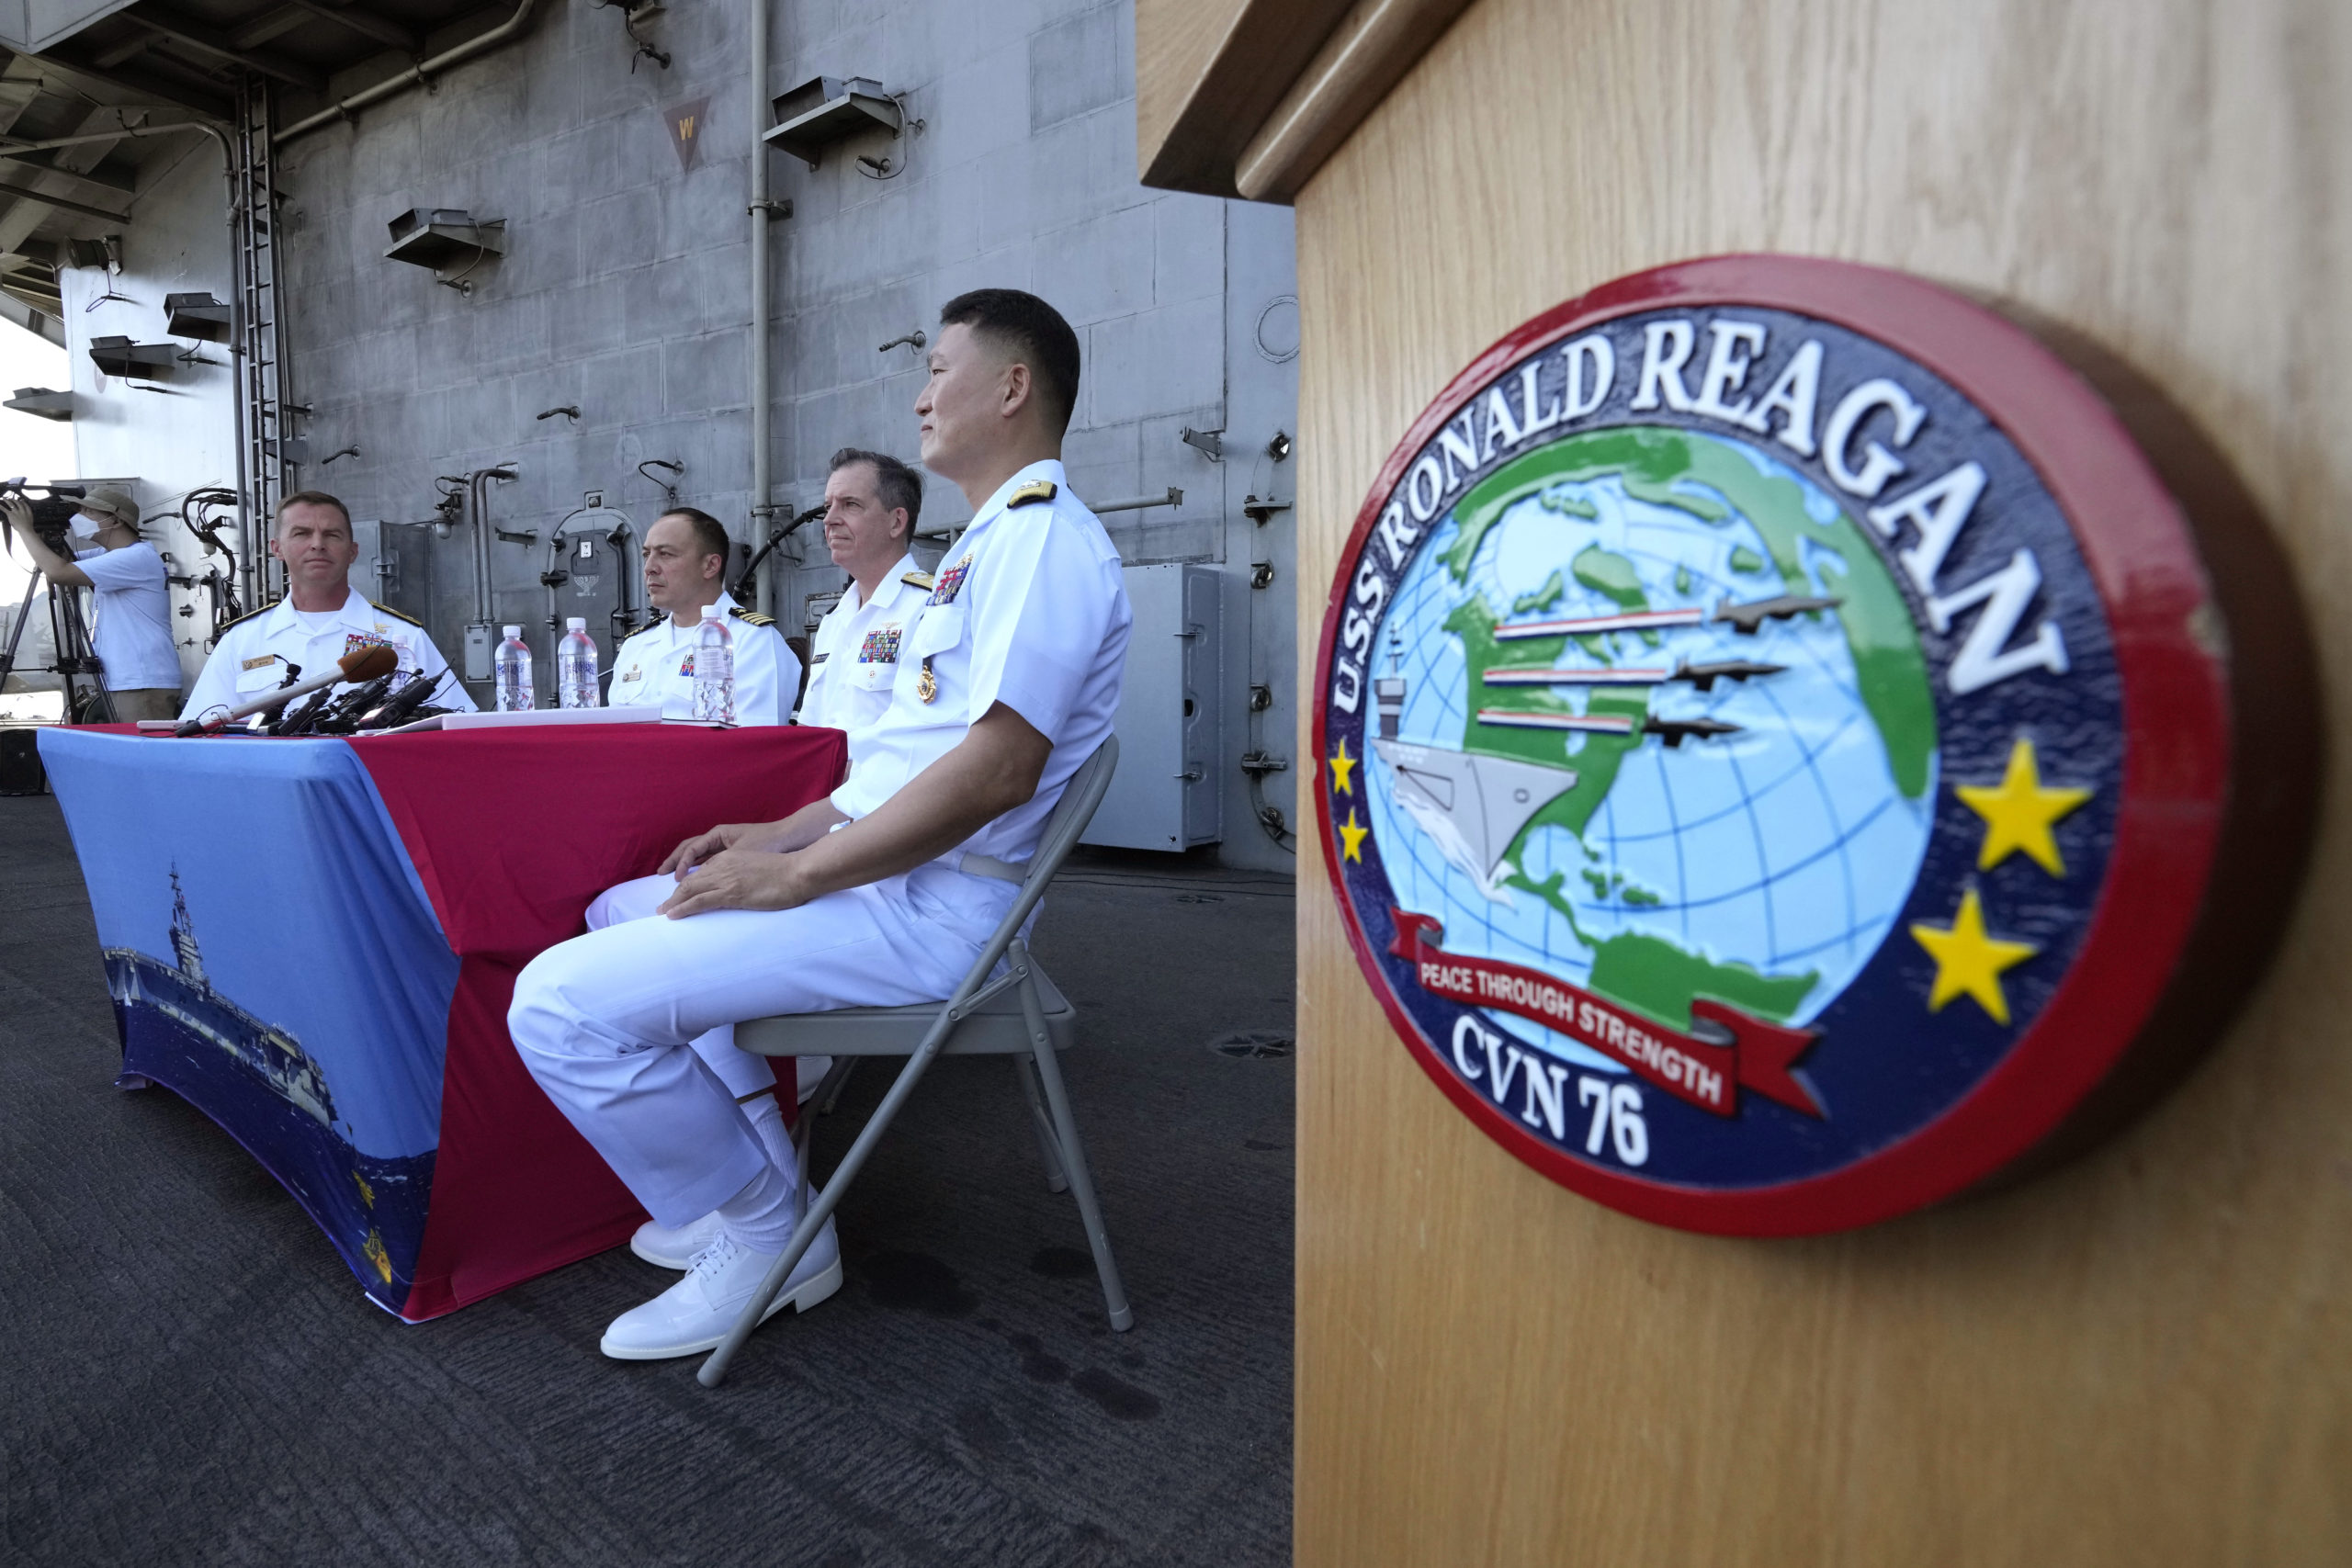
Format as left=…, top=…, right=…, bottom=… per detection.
left=510, top=862, right=1014, bottom=1228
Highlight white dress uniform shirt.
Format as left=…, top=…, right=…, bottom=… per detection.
left=179, top=587, right=476, bottom=721
left=607, top=591, right=801, bottom=725
left=507, top=457, right=1132, bottom=1232
left=794, top=551, right=933, bottom=732
left=832, top=458, right=1133, bottom=868
left=74, top=542, right=183, bottom=692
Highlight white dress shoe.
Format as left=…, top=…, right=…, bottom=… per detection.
left=630, top=1209, right=726, bottom=1269
left=599, top=1220, right=842, bottom=1361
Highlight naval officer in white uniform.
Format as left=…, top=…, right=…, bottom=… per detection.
left=606, top=507, right=799, bottom=724
left=510, top=288, right=1131, bottom=1361
left=796, top=446, right=933, bottom=732
left=180, top=491, right=474, bottom=722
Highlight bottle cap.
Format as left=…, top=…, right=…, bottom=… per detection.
left=701, top=604, right=723, bottom=619
left=566, top=616, right=586, bottom=631
left=502, top=625, right=521, bottom=637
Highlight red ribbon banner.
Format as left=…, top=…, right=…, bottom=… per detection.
left=1388, top=910, right=1824, bottom=1119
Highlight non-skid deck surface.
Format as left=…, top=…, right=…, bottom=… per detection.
left=0, top=795, right=1295, bottom=1567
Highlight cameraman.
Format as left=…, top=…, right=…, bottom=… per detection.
left=1, top=485, right=183, bottom=721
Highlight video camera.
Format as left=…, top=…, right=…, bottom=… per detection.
left=0, top=479, right=89, bottom=555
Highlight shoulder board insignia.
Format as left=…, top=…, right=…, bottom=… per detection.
left=900, top=570, right=935, bottom=590
left=727, top=607, right=776, bottom=626
left=1006, top=480, right=1057, bottom=509
left=368, top=599, right=424, bottom=628
left=217, top=598, right=280, bottom=634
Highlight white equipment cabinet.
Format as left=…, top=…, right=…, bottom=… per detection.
left=1082, top=563, right=1222, bottom=851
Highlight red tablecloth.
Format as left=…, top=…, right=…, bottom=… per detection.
left=346, top=723, right=844, bottom=1317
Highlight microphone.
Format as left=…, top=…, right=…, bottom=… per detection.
left=174, top=644, right=401, bottom=737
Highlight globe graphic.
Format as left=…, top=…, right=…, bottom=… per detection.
left=1366, top=426, right=1939, bottom=1077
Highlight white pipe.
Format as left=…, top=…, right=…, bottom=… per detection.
left=749, top=0, right=775, bottom=616
left=276, top=0, right=540, bottom=145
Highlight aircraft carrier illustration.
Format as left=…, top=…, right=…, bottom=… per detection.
left=103, top=871, right=339, bottom=1129
left=1370, top=661, right=1578, bottom=899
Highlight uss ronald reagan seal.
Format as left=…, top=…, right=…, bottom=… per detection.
left=1314, top=255, right=2314, bottom=1235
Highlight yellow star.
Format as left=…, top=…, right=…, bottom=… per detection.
left=1329, top=739, right=1358, bottom=795
left=1910, top=887, right=2038, bottom=1025
left=1338, top=808, right=1369, bottom=863
left=1956, top=738, right=2092, bottom=876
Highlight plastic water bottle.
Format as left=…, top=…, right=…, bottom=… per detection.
left=557, top=617, right=600, bottom=709
left=692, top=605, right=734, bottom=724
left=494, top=625, right=535, bottom=712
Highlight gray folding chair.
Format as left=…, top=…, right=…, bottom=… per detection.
left=699, top=737, right=1129, bottom=1387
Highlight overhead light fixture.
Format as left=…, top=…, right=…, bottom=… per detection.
left=88, top=336, right=177, bottom=378
left=164, top=292, right=232, bottom=343
left=5, top=388, right=72, bottom=422
left=385, top=208, right=506, bottom=294
left=763, top=75, right=902, bottom=170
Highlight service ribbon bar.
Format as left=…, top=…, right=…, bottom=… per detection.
left=1388, top=910, right=1824, bottom=1119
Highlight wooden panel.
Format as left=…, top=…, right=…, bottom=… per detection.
left=1133, top=0, right=1357, bottom=197
left=1234, top=0, right=1475, bottom=203
left=1288, top=0, right=2352, bottom=1562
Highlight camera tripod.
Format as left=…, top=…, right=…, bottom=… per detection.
left=0, top=566, right=119, bottom=725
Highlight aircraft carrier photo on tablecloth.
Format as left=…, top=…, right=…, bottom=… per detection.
left=103, top=870, right=433, bottom=1306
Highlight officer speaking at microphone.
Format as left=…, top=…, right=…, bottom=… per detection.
left=609, top=507, right=799, bottom=724
left=796, top=446, right=932, bottom=732
left=181, top=491, right=472, bottom=723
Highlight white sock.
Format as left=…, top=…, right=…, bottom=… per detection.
left=738, top=1091, right=796, bottom=1173
left=715, top=1160, right=799, bottom=1253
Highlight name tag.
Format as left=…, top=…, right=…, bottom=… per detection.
left=619, top=668, right=643, bottom=683
left=242, top=655, right=276, bottom=671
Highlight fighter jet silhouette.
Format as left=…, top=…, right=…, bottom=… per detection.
left=1672, top=658, right=1785, bottom=692
left=1643, top=716, right=1744, bottom=748
left=1712, top=594, right=1842, bottom=634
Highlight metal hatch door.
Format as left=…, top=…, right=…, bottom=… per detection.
left=1082, top=562, right=1223, bottom=852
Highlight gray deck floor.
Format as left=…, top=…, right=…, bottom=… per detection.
left=0, top=794, right=1295, bottom=1567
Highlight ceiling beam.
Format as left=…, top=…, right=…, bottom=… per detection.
left=0, top=105, right=131, bottom=257
left=35, top=50, right=235, bottom=118
left=0, top=282, right=67, bottom=345
left=126, top=8, right=326, bottom=91
left=0, top=148, right=138, bottom=196
left=290, top=0, right=422, bottom=55
left=93, top=34, right=155, bottom=69
left=0, top=177, right=130, bottom=223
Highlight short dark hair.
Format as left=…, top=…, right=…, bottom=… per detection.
left=938, top=288, right=1081, bottom=437
left=276, top=490, right=352, bottom=533
left=828, top=447, right=923, bottom=536
left=657, top=506, right=732, bottom=566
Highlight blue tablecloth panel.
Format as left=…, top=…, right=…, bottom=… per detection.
left=40, top=730, right=461, bottom=1311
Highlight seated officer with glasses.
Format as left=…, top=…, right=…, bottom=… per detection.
left=509, top=288, right=1132, bottom=1361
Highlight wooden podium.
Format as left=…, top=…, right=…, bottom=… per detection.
left=1139, top=1, right=2351, bottom=1562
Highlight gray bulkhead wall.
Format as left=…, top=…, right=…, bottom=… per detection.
left=66, top=0, right=1299, bottom=868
